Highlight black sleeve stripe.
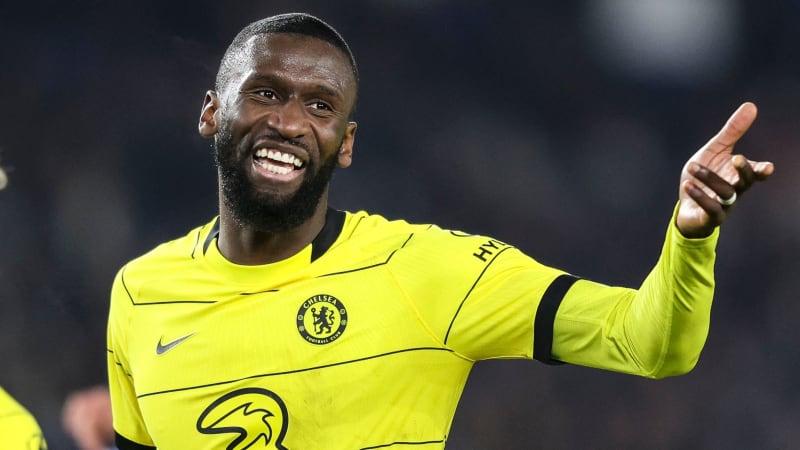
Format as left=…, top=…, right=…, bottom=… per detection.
left=115, top=432, right=156, bottom=450
left=533, top=274, right=579, bottom=365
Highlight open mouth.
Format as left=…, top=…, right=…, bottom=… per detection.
left=253, top=149, right=306, bottom=175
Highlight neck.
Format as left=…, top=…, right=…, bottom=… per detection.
left=217, top=196, right=330, bottom=265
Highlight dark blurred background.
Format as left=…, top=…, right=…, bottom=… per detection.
left=1, top=1, right=797, bottom=448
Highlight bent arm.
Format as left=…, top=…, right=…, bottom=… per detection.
left=551, top=204, right=717, bottom=378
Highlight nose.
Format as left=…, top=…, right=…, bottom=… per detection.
left=265, top=99, right=308, bottom=139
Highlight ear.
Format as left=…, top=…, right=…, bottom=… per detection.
left=337, top=121, right=357, bottom=169
left=198, top=91, right=220, bottom=138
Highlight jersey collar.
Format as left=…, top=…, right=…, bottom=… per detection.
left=202, top=207, right=346, bottom=264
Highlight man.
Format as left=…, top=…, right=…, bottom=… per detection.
left=106, top=13, right=773, bottom=450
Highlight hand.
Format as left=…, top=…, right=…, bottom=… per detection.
left=676, top=102, right=774, bottom=238
left=62, top=385, right=115, bottom=450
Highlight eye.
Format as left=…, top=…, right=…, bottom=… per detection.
left=256, top=90, right=277, bottom=100
left=310, top=101, right=333, bottom=111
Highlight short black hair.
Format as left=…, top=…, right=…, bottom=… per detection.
left=215, top=13, right=359, bottom=96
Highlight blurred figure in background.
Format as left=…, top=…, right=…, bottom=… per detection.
left=0, top=386, right=48, bottom=449
left=62, top=385, right=114, bottom=450
left=0, top=166, right=48, bottom=450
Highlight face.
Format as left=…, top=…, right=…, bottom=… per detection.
left=200, top=33, right=357, bottom=232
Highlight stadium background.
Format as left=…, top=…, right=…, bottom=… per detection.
left=1, top=1, right=797, bottom=448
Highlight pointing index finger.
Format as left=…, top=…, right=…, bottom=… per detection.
left=709, top=102, right=758, bottom=151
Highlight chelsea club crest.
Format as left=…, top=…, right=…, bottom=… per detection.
left=296, top=294, right=348, bottom=345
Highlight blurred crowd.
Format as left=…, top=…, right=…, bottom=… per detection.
left=1, top=1, right=797, bottom=448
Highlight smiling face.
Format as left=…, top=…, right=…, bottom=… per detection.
left=200, top=32, right=358, bottom=232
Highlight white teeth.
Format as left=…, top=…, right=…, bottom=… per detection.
left=255, top=149, right=304, bottom=166
left=256, top=159, right=293, bottom=175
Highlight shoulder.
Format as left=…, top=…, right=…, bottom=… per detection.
left=112, top=218, right=218, bottom=296
left=341, top=210, right=431, bottom=238
left=0, top=386, right=46, bottom=448
left=127, top=219, right=216, bottom=267
left=339, top=210, right=463, bottom=252
left=339, top=209, right=515, bottom=265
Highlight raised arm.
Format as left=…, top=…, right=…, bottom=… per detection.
left=550, top=102, right=774, bottom=377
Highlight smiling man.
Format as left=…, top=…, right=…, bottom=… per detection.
left=208, top=30, right=357, bottom=247
left=106, top=13, right=773, bottom=450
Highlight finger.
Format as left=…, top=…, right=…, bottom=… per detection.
left=687, top=161, right=736, bottom=202
left=707, top=102, right=758, bottom=152
left=752, top=160, right=775, bottom=180
left=683, top=180, right=727, bottom=224
left=732, top=154, right=755, bottom=191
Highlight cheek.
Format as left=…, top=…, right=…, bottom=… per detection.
left=222, top=116, right=255, bottom=151
left=313, top=126, right=345, bottom=156
left=222, top=101, right=258, bottom=137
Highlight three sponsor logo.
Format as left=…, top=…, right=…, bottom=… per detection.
left=191, top=294, right=346, bottom=448
left=197, top=387, right=289, bottom=450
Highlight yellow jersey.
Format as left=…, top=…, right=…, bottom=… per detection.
left=0, top=386, right=47, bottom=450
left=108, top=207, right=717, bottom=449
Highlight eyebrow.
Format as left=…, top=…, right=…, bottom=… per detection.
left=240, top=72, right=345, bottom=101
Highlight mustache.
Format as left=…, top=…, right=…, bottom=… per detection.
left=252, top=132, right=312, bottom=154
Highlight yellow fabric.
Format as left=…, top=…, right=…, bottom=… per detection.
left=553, top=212, right=718, bottom=377
left=0, top=387, right=48, bottom=450
left=108, top=207, right=717, bottom=449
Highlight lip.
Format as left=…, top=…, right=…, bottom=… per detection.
left=252, top=139, right=309, bottom=165
left=249, top=140, right=308, bottom=187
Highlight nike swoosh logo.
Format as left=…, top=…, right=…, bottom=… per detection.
left=156, top=333, right=196, bottom=355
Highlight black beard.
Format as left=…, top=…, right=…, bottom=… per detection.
left=214, top=123, right=338, bottom=233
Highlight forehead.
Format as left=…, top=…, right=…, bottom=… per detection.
left=235, top=33, right=355, bottom=93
